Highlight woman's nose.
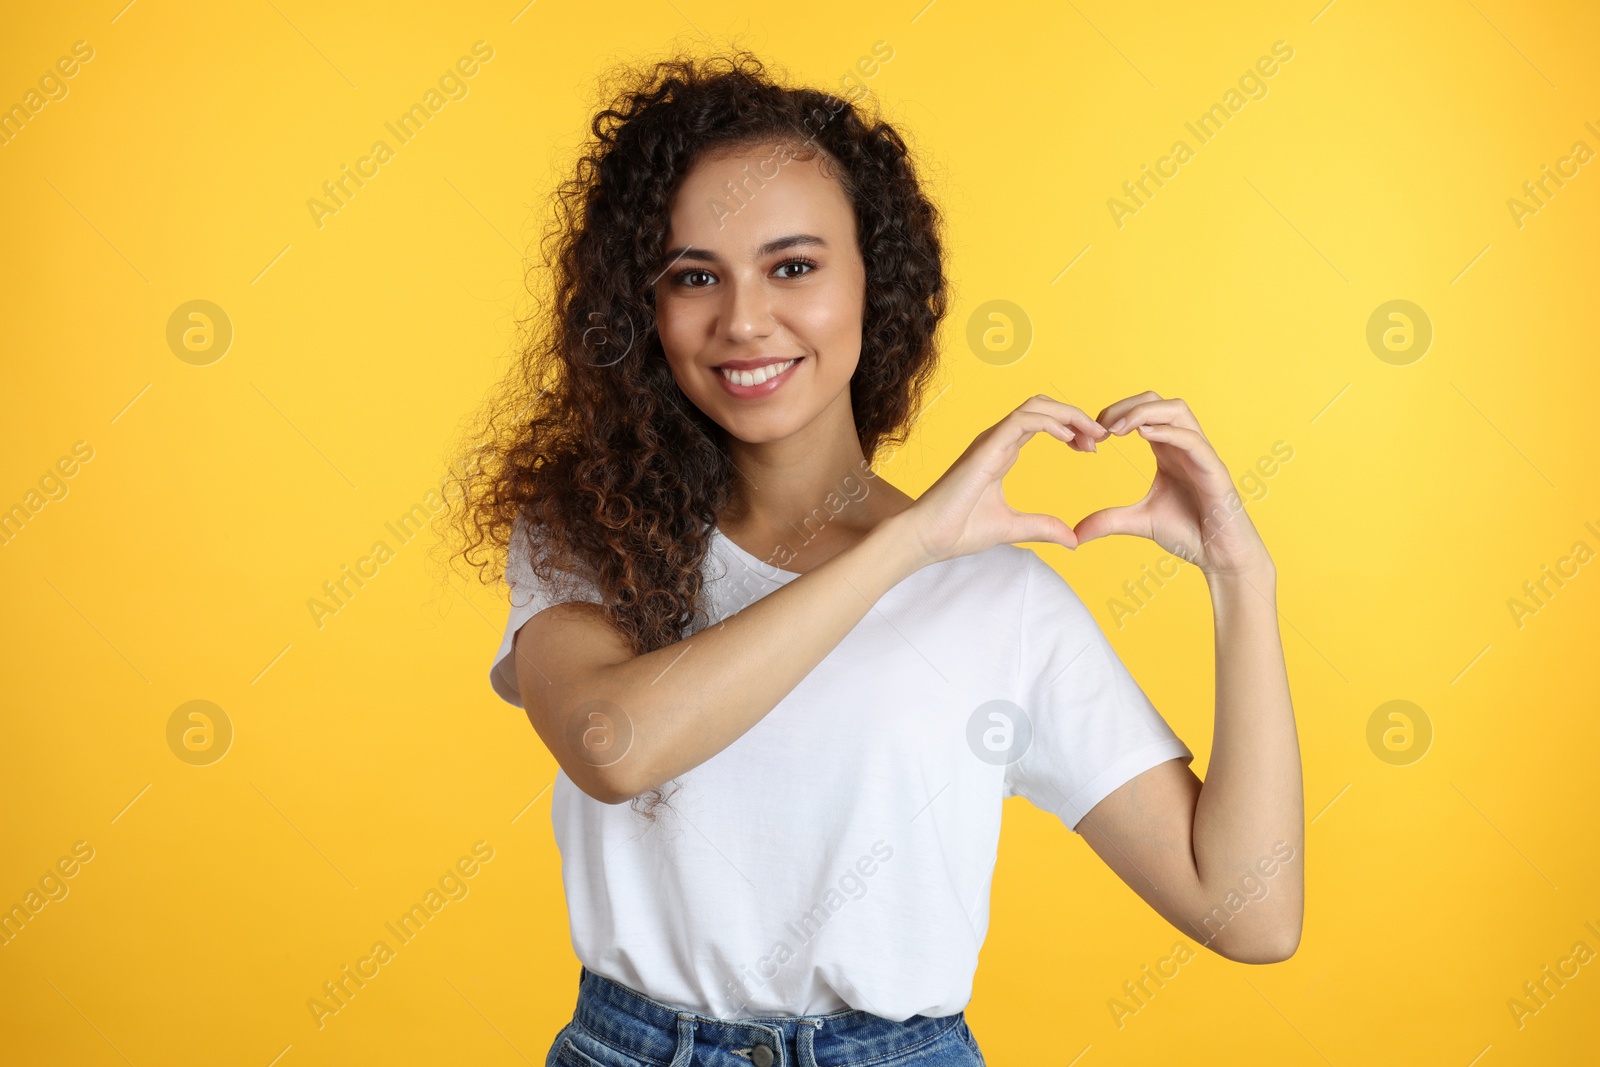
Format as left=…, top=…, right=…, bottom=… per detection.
left=721, top=277, right=776, bottom=342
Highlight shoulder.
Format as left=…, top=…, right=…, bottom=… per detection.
left=949, top=541, right=1055, bottom=581
left=919, top=541, right=1049, bottom=606
left=961, top=544, right=1096, bottom=624
left=504, top=510, right=544, bottom=588
left=503, top=511, right=604, bottom=606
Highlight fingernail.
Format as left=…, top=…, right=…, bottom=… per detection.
left=1109, top=418, right=1126, bottom=433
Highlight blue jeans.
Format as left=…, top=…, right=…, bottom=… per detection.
left=546, top=966, right=987, bottom=1067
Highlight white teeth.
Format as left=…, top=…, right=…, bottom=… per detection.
left=720, top=358, right=797, bottom=386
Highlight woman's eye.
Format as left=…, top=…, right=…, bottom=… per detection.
left=672, top=260, right=814, bottom=287
left=775, top=259, right=816, bottom=279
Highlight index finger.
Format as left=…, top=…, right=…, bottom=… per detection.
left=1021, top=393, right=1111, bottom=450
left=1094, top=390, right=1164, bottom=429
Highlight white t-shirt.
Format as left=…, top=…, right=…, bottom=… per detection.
left=489, top=518, right=1193, bottom=1022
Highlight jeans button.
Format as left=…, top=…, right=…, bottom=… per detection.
left=751, top=1045, right=774, bottom=1067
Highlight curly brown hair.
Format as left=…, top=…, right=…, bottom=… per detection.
left=444, top=47, right=948, bottom=819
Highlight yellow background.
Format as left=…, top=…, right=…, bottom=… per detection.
left=3, top=0, right=1597, bottom=1063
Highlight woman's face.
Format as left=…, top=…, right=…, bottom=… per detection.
left=653, top=142, right=866, bottom=445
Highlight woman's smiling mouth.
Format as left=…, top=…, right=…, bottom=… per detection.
left=715, top=356, right=804, bottom=395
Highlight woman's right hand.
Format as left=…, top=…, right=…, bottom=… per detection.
left=903, top=394, right=1108, bottom=566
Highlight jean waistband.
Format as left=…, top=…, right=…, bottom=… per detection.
left=569, top=965, right=965, bottom=1067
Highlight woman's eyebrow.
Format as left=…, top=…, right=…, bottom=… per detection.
left=660, top=233, right=828, bottom=266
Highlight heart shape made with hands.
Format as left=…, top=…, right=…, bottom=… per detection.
left=1035, top=392, right=1236, bottom=566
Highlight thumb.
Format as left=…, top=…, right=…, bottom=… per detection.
left=1073, top=504, right=1147, bottom=546
left=1010, top=511, right=1079, bottom=550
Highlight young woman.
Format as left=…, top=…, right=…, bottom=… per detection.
left=452, top=50, right=1302, bottom=1067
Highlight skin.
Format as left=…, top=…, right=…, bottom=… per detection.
left=514, top=139, right=1303, bottom=965
left=653, top=140, right=917, bottom=563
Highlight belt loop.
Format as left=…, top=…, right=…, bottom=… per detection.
left=670, top=1012, right=696, bottom=1067
left=797, top=1018, right=821, bottom=1067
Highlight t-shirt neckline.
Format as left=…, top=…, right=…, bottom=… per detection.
left=713, top=525, right=802, bottom=579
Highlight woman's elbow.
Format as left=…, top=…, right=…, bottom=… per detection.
left=569, top=763, right=637, bottom=805
left=1216, top=926, right=1301, bottom=964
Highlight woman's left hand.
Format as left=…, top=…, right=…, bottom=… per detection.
left=1072, top=392, right=1273, bottom=579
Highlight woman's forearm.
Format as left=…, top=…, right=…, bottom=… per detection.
left=1190, top=559, right=1305, bottom=960
left=536, top=513, right=930, bottom=802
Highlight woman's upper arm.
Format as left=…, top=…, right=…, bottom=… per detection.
left=1074, top=757, right=1209, bottom=942
left=511, top=600, right=638, bottom=804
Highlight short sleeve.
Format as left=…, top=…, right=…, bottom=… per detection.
left=1004, top=552, right=1194, bottom=833
left=487, top=513, right=605, bottom=708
